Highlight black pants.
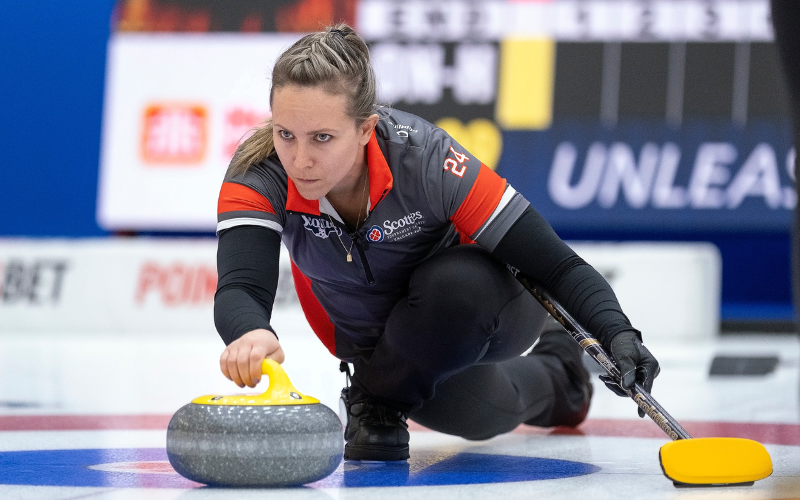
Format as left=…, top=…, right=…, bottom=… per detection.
left=350, top=245, right=585, bottom=440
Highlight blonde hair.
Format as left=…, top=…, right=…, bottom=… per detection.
left=229, top=23, right=377, bottom=176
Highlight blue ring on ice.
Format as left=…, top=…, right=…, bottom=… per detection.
left=0, top=448, right=598, bottom=488
left=314, top=452, right=599, bottom=487
left=0, top=448, right=194, bottom=488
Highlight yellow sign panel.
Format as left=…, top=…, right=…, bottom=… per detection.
left=496, top=38, right=555, bottom=130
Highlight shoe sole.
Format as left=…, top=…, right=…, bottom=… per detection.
left=344, top=443, right=410, bottom=461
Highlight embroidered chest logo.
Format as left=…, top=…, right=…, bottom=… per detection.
left=367, top=226, right=384, bottom=243
left=301, top=215, right=342, bottom=239
left=378, top=211, right=424, bottom=242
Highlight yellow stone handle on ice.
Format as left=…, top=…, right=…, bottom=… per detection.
left=192, top=359, right=320, bottom=406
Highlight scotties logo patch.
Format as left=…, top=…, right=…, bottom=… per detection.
left=380, top=211, right=424, bottom=241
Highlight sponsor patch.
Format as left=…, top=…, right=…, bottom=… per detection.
left=392, top=123, right=419, bottom=138
left=367, top=225, right=384, bottom=243
left=381, top=211, right=425, bottom=242
left=301, top=216, right=342, bottom=239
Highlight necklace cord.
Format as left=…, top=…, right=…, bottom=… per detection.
left=326, top=170, right=369, bottom=262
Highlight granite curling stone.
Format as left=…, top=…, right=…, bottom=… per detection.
left=167, top=359, right=343, bottom=487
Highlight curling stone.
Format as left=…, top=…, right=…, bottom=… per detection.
left=166, top=359, right=343, bottom=487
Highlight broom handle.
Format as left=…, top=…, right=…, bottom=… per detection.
left=515, top=273, right=691, bottom=441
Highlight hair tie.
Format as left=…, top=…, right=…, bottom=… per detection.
left=330, top=29, right=346, bottom=38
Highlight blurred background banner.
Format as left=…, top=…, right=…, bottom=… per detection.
left=0, top=238, right=298, bottom=333
left=0, top=0, right=794, bottom=328
left=99, top=0, right=793, bottom=234
left=98, top=34, right=299, bottom=230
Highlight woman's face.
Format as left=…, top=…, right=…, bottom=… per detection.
left=271, top=85, right=374, bottom=201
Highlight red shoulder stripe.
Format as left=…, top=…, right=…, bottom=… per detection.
left=218, top=182, right=276, bottom=215
left=290, top=262, right=336, bottom=356
left=450, top=164, right=507, bottom=238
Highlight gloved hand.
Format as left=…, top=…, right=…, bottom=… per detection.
left=599, top=331, right=660, bottom=417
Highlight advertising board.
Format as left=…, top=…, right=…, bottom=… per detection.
left=98, top=34, right=300, bottom=230
left=0, top=239, right=719, bottom=338
left=99, top=0, right=792, bottom=234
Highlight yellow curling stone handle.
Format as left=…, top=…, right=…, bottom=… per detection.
left=192, top=359, right=320, bottom=406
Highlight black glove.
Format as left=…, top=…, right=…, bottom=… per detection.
left=599, top=331, right=660, bottom=417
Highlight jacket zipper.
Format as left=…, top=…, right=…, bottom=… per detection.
left=350, top=233, right=375, bottom=284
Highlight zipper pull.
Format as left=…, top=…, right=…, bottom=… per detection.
left=355, top=231, right=369, bottom=250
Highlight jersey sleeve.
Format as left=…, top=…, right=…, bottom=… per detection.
left=215, top=225, right=281, bottom=345
left=217, top=162, right=288, bottom=235
left=493, top=206, right=639, bottom=352
left=421, top=127, right=529, bottom=251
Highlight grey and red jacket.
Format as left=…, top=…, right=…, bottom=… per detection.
left=217, top=108, right=527, bottom=356
left=216, top=108, right=638, bottom=358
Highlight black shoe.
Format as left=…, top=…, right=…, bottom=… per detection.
left=340, top=387, right=410, bottom=461
left=527, top=328, right=593, bottom=427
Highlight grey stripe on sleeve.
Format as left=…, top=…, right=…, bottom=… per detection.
left=218, top=210, right=277, bottom=222
left=471, top=192, right=530, bottom=251
left=473, top=185, right=517, bottom=241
